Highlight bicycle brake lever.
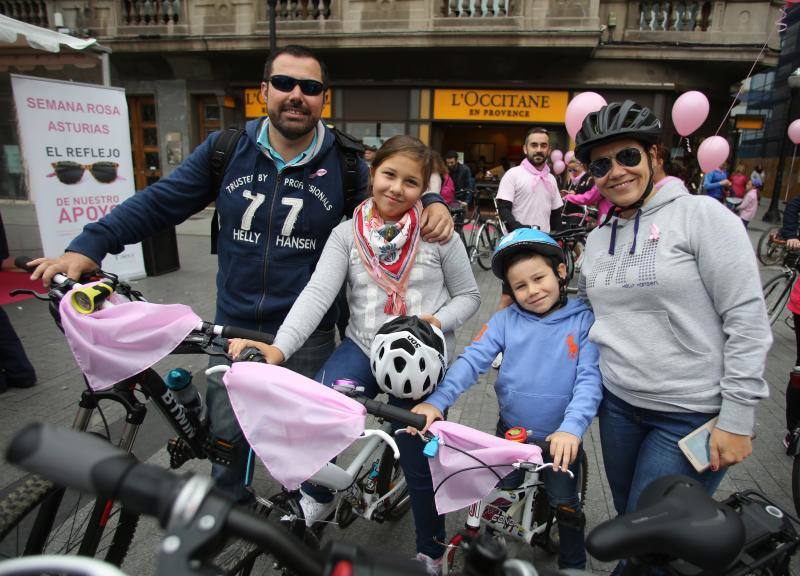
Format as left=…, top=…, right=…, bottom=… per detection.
left=9, top=289, right=51, bottom=301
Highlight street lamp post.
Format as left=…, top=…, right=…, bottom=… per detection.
left=764, top=67, right=800, bottom=223
left=268, top=0, right=278, bottom=53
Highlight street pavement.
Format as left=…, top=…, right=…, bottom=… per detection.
left=0, top=201, right=797, bottom=575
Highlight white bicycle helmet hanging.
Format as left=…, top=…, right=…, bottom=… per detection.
left=370, top=316, right=448, bottom=400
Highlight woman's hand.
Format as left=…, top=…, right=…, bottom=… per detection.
left=409, top=402, right=443, bottom=435
left=420, top=202, right=454, bottom=244
left=418, top=314, right=442, bottom=329
left=788, top=238, right=800, bottom=251
left=709, top=428, right=751, bottom=471
left=545, top=431, right=581, bottom=473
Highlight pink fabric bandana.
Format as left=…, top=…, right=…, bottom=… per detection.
left=427, top=421, right=543, bottom=514
left=521, top=158, right=558, bottom=196
left=59, top=286, right=201, bottom=391
left=224, top=363, right=367, bottom=490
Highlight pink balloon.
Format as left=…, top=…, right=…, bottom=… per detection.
left=551, top=150, right=563, bottom=163
left=697, top=136, right=730, bottom=173
left=671, top=91, right=710, bottom=137
left=565, top=92, right=607, bottom=140
left=564, top=151, right=575, bottom=164
left=789, top=119, right=800, bottom=145
left=553, top=160, right=566, bottom=175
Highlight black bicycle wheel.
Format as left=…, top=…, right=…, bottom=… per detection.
left=763, top=272, right=794, bottom=326
left=376, top=445, right=411, bottom=520
left=476, top=223, right=500, bottom=271
left=563, top=242, right=575, bottom=282
left=793, top=455, right=800, bottom=519
left=0, top=473, right=138, bottom=566
left=758, top=227, right=786, bottom=267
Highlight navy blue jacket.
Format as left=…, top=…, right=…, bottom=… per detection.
left=780, top=196, right=800, bottom=240
left=68, top=118, right=370, bottom=334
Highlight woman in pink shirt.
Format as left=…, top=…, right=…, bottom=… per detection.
left=737, top=179, right=758, bottom=228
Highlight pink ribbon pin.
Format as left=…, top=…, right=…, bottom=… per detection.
left=309, top=168, right=327, bottom=179
left=649, top=223, right=660, bottom=242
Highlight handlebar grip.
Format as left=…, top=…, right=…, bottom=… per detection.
left=361, top=399, right=427, bottom=430
left=220, top=325, right=274, bottom=343
left=15, top=256, right=34, bottom=270
left=7, top=423, right=181, bottom=522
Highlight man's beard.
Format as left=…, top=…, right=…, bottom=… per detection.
left=528, top=153, right=546, bottom=167
left=268, top=100, right=317, bottom=140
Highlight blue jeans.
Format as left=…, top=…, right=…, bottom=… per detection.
left=496, top=421, right=586, bottom=570
left=206, top=327, right=336, bottom=501
left=302, top=338, right=446, bottom=559
left=599, top=389, right=726, bottom=515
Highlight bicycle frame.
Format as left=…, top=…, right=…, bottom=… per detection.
left=461, top=468, right=550, bottom=546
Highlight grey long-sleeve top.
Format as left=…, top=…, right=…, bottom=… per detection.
left=273, top=221, right=481, bottom=361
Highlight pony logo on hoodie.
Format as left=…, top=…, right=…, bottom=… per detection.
left=566, top=334, right=578, bottom=360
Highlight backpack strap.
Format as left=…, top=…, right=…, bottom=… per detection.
left=209, top=128, right=244, bottom=254
left=328, top=125, right=364, bottom=217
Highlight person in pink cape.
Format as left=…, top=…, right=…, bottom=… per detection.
left=229, top=135, right=480, bottom=574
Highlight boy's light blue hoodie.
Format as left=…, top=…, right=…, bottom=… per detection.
left=426, top=298, right=602, bottom=440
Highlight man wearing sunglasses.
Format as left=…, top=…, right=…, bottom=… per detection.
left=495, top=128, right=565, bottom=234
left=29, top=44, right=453, bottom=503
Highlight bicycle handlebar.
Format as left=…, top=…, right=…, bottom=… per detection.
left=355, top=397, right=427, bottom=430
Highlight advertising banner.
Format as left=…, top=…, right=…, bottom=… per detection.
left=11, top=74, right=146, bottom=279
left=433, top=89, right=569, bottom=123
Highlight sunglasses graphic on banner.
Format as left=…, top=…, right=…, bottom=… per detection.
left=47, top=161, right=124, bottom=185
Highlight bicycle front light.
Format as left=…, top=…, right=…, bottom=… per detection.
left=70, top=283, right=113, bottom=314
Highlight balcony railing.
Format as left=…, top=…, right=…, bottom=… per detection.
left=275, top=0, right=333, bottom=20
left=636, top=1, right=712, bottom=32
left=1, top=0, right=49, bottom=27
left=441, top=0, right=512, bottom=18
left=122, top=0, right=181, bottom=25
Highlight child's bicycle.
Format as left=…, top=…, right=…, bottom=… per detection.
left=6, top=424, right=800, bottom=576
left=758, top=227, right=788, bottom=267
left=761, top=250, right=800, bottom=327
left=441, top=427, right=587, bottom=575
left=0, top=257, right=279, bottom=573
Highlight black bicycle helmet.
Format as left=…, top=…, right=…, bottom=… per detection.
left=574, top=100, right=662, bottom=165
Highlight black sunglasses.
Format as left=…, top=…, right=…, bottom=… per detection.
left=49, top=161, right=120, bottom=185
left=588, top=147, right=643, bottom=178
left=269, top=74, right=324, bottom=96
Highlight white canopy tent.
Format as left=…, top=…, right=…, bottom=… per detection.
left=0, top=14, right=110, bottom=84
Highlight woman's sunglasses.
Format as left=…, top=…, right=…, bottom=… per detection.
left=269, top=74, right=324, bottom=96
left=48, top=161, right=121, bottom=185
left=588, top=147, right=643, bottom=178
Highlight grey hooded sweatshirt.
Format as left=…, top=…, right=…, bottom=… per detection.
left=578, top=177, right=771, bottom=436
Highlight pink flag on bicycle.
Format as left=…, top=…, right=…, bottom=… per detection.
left=427, top=421, right=543, bottom=514
left=224, top=363, right=367, bottom=490
left=59, top=287, right=201, bottom=391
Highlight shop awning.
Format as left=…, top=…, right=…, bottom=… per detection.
left=0, top=14, right=104, bottom=53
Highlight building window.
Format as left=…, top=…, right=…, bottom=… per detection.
left=345, top=122, right=406, bottom=148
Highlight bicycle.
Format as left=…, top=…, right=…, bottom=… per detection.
left=761, top=251, right=800, bottom=327
left=455, top=190, right=505, bottom=271
left=442, top=428, right=587, bottom=575
left=9, top=424, right=799, bottom=576
left=0, top=257, right=277, bottom=573
left=218, top=370, right=426, bottom=559
left=550, top=227, right=590, bottom=284
left=758, top=227, right=788, bottom=267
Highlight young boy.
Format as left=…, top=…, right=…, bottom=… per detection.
left=412, top=228, right=602, bottom=570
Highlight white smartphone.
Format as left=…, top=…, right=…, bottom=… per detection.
left=677, top=417, right=718, bottom=473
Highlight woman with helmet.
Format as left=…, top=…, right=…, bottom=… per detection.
left=413, top=227, right=602, bottom=570
left=574, top=100, right=771, bottom=517
left=228, top=135, right=480, bottom=574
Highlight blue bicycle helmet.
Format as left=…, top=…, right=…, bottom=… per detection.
left=491, top=228, right=564, bottom=280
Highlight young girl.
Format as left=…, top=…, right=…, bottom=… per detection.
left=737, top=179, right=758, bottom=228
left=229, top=135, right=481, bottom=573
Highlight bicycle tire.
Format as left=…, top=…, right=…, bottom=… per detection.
left=763, top=272, right=794, bottom=327
left=376, top=445, right=411, bottom=520
left=476, top=222, right=500, bottom=271
left=758, top=227, right=786, bottom=267
left=0, top=473, right=138, bottom=566
left=563, top=242, right=575, bottom=282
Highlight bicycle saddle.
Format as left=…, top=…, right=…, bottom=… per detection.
left=586, top=475, right=745, bottom=570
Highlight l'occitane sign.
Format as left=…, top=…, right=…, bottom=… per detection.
left=244, top=88, right=332, bottom=119
left=433, top=89, right=568, bottom=123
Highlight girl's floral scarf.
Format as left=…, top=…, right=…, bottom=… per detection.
left=353, top=198, right=422, bottom=315
left=521, top=158, right=558, bottom=196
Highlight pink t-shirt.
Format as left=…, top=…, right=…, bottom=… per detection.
left=495, top=165, right=563, bottom=231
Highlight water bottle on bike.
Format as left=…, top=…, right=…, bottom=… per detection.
left=165, top=367, right=205, bottom=424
